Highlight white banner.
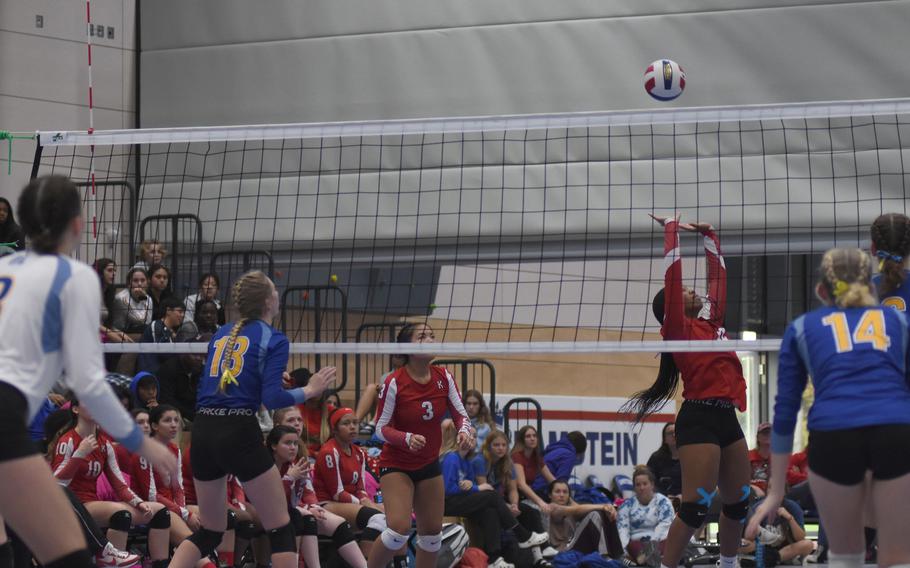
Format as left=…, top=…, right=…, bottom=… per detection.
left=499, top=393, right=676, bottom=486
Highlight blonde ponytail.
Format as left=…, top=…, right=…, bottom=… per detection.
left=820, top=248, right=877, bottom=309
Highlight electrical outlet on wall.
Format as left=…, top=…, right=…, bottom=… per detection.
left=107, top=26, right=115, bottom=39
left=35, top=15, right=44, bottom=28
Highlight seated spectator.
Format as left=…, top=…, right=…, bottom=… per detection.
left=93, top=258, right=117, bottom=326
left=147, top=263, right=176, bottom=320
left=130, top=371, right=160, bottom=411
left=110, top=267, right=153, bottom=338
left=314, top=407, right=391, bottom=560
left=475, top=430, right=552, bottom=563
left=616, top=466, right=673, bottom=566
left=178, top=299, right=220, bottom=340
left=741, top=497, right=816, bottom=565
left=289, top=368, right=336, bottom=456
left=0, top=196, right=24, bottom=251
left=511, top=425, right=557, bottom=512
left=531, top=431, right=587, bottom=495
left=646, top=422, right=681, bottom=499
left=442, top=389, right=496, bottom=451
left=547, top=479, right=622, bottom=558
left=132, top=238, right=166, bottom=272
left=267, top=425, right=367, bottom=568
left=157, top=334, right=210, bottom=421
left=48, top=399, right=171, bottom=567
left=441, top=431, right=549, bottom=568
left=749, top=422, right=772, bottom=496
left=183, top=272, right=226, bottom=325
left=138, top=296, right=186, bottom=374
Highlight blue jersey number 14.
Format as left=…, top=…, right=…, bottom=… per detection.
left=821, top=310, right=890, bottom=353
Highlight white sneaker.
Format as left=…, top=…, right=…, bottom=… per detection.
left=518, top=531, right=549, bottom=549
left=541, top=546, right=559, bottom=558
left=489, top=558, right=516, bottom=568
left=95, top=542, right=141, bottom=567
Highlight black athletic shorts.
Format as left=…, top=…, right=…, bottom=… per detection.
left=675, top=399, right=745, bottom=449
left=0, top=382, right=39, bottom=462
left=380, top=460, right=442, bottom=484
left=190, top=410, right=274, bottom=482
left=809, top=424, right=910, bottom=485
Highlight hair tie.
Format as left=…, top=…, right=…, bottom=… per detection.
left=876, top=250, right=904, bottom=263
left=832, top=279, right=850, bottom=298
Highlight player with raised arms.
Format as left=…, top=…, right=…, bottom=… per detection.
left=0, top=175, right=176, bottom=568
left=622, top=214, right=751, bottom=568
left=366, top=323, right=477, bottom=568
left=748, top=248, right=910, bottom=568
left=870, top=212, right=910, bottom=311
left=169, top=270, right=336, bottom=568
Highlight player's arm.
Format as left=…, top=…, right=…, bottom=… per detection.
left=701, top=226, right=727, bottom=323
left=104, top=441, right=143, bottom=507
left=662, top=219, right=685, bottom=337
left=355, top=450, right=369, bottom=501
left=260, top=335, right=305, bottom=409
left=62, top=269, right=144, bottom=453
left=373, top=376, right=409, bottom=448
left=51, top=437, right=87, bottom=485
left=443, top=370, right=474, bottom=437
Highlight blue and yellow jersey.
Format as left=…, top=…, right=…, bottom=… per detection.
left=197, top=319, right=305, bottom=411
left=873, top=270, right=910, bottom=312
left=773, top=305, right=910, bottom=453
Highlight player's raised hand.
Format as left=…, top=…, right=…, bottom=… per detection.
left=303, top=367, right=336, bottom=402
left=649, top=212, right=681, bottom=227
left=680, top=221, right=713, bottom=234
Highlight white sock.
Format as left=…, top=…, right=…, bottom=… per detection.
left=719, top=554, right=737, bottom=568
left=826, top=551, right=864, bottom=568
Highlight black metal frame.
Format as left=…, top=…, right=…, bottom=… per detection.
left=280, top=285, right=349, bottom=391
left=502, top=397, right=543, bottom=443
left=353, top=322, right=405, bottom=405
left=432, top=358, right=496, bottom=412
left=138, top=214, right=204, bottom=294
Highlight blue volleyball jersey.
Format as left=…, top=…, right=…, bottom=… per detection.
left=873, top=270, right=910, bottom=312
left=773, top=305, right=910, bottom=453
left=197, top=320, right=306, bottom=411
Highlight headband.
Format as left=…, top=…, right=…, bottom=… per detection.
left=329, top=406, right=355, bottom=430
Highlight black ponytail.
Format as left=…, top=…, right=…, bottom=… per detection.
left=621, top=288, right=680, bottom=424
left=17, top=175, right=82, bottom=254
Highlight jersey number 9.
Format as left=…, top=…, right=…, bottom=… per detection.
left=210, top=336, right=251, bottom=377
left=822, top=309, right=891, bottom=353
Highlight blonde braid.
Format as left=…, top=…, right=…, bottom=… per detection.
left=218, top=270, right=274, bottom=393
left=820, top=248, right=876, bottom=309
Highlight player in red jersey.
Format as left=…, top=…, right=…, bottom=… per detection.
left=49, top=401, right=173, bottom=568
left=315, top=407, right=390, bottom=559
left=622, top=215, right=751, bottom=568
left=367, top=323, right=476, bottom=568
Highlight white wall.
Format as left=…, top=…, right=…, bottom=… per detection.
left=0, top=0, right=136, bottom=202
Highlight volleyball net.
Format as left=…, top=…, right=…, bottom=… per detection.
left=30, top=98, right=910, bottom=373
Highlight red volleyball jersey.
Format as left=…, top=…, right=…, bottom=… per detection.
left=662, top=221, right=747, bottom=410
left=131, top=442, right=188, bottom=519
left=374, top=365, right=471, bottom=470
left=182, top=446, right=197, bottom=505
left=52, top=429, right=142, bottom=506
left=314, top=438, right=368, bottom=503
left=279, top=461, right=318, bottom=507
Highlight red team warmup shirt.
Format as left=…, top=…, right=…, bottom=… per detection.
left=662, top=221, right=747, bottom=410
left=314, top=438, right=368, bottom=503
left=279, top=461, right=318, bottom=507
left=131, top=442, right=190, bottom=520
left=375, top=366, right=472, bottom=470
left=52, top=430, right=142, bottom=507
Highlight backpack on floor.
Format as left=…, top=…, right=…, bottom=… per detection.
left=407, top=523, right=470, bottom=568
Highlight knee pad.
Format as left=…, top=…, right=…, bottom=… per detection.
left=301, top=514, right=317, bottom=537
left=678, top=501, right=708, bottom=529
left=148, top=507, right=170, bottom=529
left=415, top=532, right=442, bottom=553
left=187, top=528, right=224, bottom=558
left=380, top=528, right=410, bottom=551
left=267, top=522, right=297, bottom=554
left=355, top=506, right=383, bottom=530
left=226, top=509, right=237, bottom=530
left=722, top=499, right=749, bottom=521
left=235, top=520, right=259, bottom=540
left=331, top=521, right=356, bottom=548
left=108, top=510, right=132, bottom=532
left=367, top=512, right=387, bottom=532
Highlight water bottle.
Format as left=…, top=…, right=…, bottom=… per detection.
left=755, top=540, right=765, bottom=568
left=375, top=491, right=383, bottom=504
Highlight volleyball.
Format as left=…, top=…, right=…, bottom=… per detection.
left=644, top=59, right=686, bottom=101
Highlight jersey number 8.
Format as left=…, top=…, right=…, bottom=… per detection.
left=822, top=309, right=891, bottom=353
left=209, top=336, right=251, bottom=377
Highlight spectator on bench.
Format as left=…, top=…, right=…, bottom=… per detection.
left=548, top=479, right=622, bottom=558
left=531, top=431, right=587, bottom=496
left=646, top=422, right=681, bottom=499
left=138, top=296, right=185, bottom=374
left=616, top=466, right=673, bottom=567
left=511, top=425, right=557, bottom=514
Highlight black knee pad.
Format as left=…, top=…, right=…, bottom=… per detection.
left=235, top=520, right=259, bottom=540
left=678, top=501, right=708, bottom=529
left=722, top=499, right=749, bottom=521
left=43, top=549, right=94, bottom=568
left=331, top=521, right=356, bottom=548
left=188, top=528, right=224, bottom=558
left=148, top=507, right=170, bottom=529
left=108, top=510, right=132, bottom=532
left=226, top=509, right=237, bottom=530
left=268, top=522, right=297, bottom=554
left=361, top=527, right=381, bottom=541
left=355, top=506, right=382, bottom=530
left=301, top=514, right=317, bottom=537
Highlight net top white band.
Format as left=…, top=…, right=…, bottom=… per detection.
left=101, top=339, right=782, bottom=355
left=39, top=97, right=910, bottom=147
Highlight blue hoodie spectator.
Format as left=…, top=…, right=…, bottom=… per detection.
left=130, top=371, right=160, bottom=411
left=442, top=451, right=479, bottom=496
left=532, top=432, right=588, bottom=493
